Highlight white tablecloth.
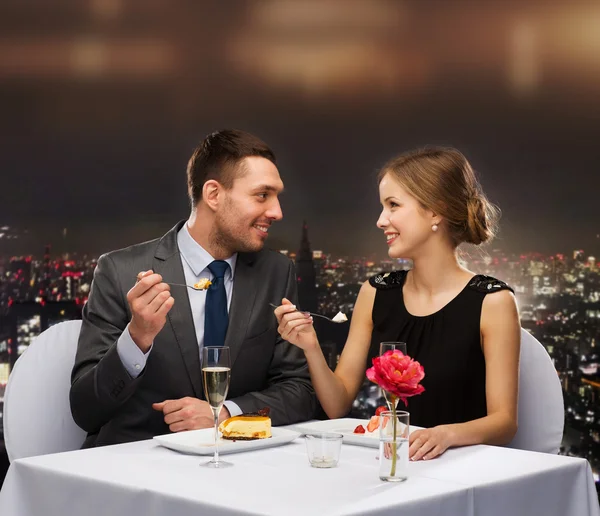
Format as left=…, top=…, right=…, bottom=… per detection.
left=1, top=435, right=598, bottom=516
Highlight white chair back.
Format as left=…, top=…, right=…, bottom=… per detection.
left=507, top=329, right=564, bottom=454
left=3, top=320, right=87, bottom=461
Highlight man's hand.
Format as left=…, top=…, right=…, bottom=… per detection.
left=152, top=397, right=231, bottom=432
left=127, top=270, right=174, bottom=353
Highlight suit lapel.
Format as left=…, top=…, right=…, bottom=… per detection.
left=225, top=252, right=258, bottom=367
left=153, top=222, right=204, bottom=398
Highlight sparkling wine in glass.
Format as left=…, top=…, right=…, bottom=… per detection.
left=201, top=346, right=232, bottom=468
left=379, top=342, right=407, bottom=410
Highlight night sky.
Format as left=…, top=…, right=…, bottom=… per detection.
left=1, top=1, right=599, bottom=258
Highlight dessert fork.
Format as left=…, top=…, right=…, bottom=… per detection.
left=164, top=282, right=208, bottom=291
left=268, top=303, right=347, bottom=323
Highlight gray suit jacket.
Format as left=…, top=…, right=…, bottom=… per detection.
left=70, top=221, right=316, bottom=447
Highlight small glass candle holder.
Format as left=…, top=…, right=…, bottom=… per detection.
left=305, top=432, right=343, bottom=468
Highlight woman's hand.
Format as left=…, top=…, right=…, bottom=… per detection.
left=273, top=298, right=319, bottom=352
left=408, top=425, right=456, bottom=461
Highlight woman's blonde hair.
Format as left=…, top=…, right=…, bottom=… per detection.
left=378, top=147, right=499, bottom=247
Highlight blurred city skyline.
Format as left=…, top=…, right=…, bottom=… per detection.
left=1, top=0, right=599, bottom=256
left=1, top=220, right=599, bottom=265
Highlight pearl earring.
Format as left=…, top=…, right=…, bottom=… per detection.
left=432, top=224, right=438, bottom=232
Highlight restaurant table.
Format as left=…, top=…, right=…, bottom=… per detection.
left=1, top=433, right=598, bottom=516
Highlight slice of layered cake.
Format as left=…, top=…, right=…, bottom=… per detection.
left=219, top=408, right=272, bottom=440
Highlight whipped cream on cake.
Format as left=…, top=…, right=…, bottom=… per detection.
left=332, top=311, right=348, bottom=323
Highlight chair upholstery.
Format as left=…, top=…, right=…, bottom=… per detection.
left=3, top=320, right=87, bottom=461
left=507, top=329, right=564, bottom=454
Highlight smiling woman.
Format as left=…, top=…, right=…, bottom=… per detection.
left=377, top=147, right=499, bottom=251
left=274, top=146, right=520, bottom=462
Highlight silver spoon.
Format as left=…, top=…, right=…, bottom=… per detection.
left=268, top=303, right=348, bottom=323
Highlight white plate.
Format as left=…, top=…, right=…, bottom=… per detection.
left=291, top=418, right=422, bottom=449
left=153, top=427, right=300, bottom=456
left=291, top=418, right=380, bottom=448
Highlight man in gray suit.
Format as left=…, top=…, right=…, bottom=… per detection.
left=70, top=130, right=316, bottom=447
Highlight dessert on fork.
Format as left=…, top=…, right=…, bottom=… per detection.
left=193, top=278, right=212, bottom=290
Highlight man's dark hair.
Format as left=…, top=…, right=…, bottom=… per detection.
left=186, top=129, right=277, bottom=206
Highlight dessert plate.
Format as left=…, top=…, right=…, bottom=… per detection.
left=153, top=427, right=300, bottom=456
left=291, top=418, right=380, bottom=448
left=290, top=418, right=421, bottom=449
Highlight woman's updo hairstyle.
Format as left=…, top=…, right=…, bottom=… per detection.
left=378, top=147, right=499, bottom=247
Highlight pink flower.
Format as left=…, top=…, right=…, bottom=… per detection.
left=366, top=350, right=425, bottom=406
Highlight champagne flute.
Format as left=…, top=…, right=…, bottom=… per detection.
left=201, top=346, right=232, bottom=469
left=379, top=341, right=407, bottom=356
left=379, top=342, right=407, bottom=411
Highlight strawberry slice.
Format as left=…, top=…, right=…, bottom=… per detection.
left=375, top=406, right=387, bottom=416
left=366, top=415, right=380, bottom=433
left=353, top=424, right=366, bottom=434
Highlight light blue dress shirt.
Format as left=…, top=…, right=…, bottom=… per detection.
left=116, top=223, right=242, bottom=416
